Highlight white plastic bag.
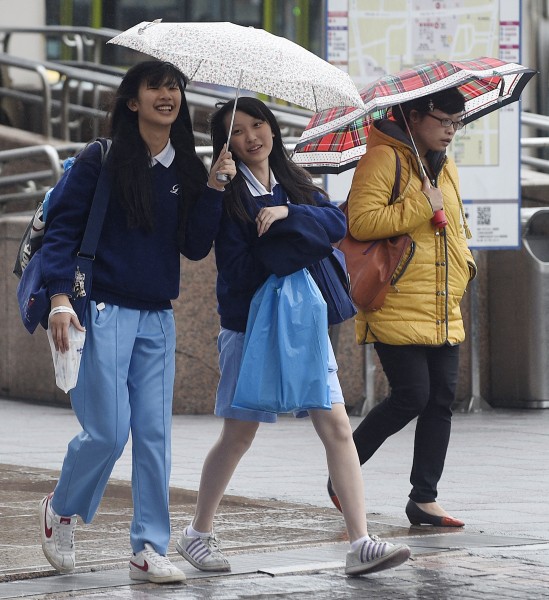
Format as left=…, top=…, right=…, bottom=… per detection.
left=46, top=308, right=86, bottom=393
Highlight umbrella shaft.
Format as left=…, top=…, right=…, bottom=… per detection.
left=398, top=104, right=427, bottom=180
left=226, top=70, right=244, bottom=150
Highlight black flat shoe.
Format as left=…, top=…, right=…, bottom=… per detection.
left=327, top=477, right=342, bottom=512
left=405, top=499, right=464, bottom=527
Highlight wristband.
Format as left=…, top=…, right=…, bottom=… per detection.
left=49, top=306, right=77, bottom=320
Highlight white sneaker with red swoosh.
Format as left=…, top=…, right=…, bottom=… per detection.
left=129, top=543, right=186, bottom=584
left=38, top=493, right=77, bottom=573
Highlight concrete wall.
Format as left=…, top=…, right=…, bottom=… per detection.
left=1, top=211, right=476, bottom=414
left=5, top=131, right=547, bottom=415
left=1, top=215, right=70, bottom=404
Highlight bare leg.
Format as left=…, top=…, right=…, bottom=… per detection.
left=192, top=418, right=259, bottom=533
left=309, top=404, right=368, bottom=542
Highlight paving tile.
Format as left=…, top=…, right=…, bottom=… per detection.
left=1, top=400, right=549, bottom=598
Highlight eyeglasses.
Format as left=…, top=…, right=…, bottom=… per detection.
left=425, top=113, right=465, bottom=131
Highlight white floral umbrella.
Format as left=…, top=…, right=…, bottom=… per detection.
left=107, top=20, right=363, bottom=113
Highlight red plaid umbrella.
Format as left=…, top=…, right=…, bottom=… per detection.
left=293, top=57, right=536, bottom=174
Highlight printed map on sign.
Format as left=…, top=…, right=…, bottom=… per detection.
left=325, top=0, right=525, bottom=248
left=347, top=0, right=501, bottom=167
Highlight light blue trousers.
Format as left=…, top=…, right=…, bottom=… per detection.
left=51, top=301, right=176, bottom=554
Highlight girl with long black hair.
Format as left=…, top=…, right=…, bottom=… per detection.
left=38, top=61, right=235, bottom=584
left=175, top=97, right=410, bottom=578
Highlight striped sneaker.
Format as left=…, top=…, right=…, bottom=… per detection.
left=345, top=538, right=411, bottom=576
left=176, top=528, right=231, bottom=572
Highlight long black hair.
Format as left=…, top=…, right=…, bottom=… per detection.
left=210, top=97, right=327, bottom=221
left=108, top=61, right=207, bottom=233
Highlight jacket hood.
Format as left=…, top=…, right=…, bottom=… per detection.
left=372, top=119, right=446, bottom=177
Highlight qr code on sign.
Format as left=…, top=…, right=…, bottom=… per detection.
left=477, top=206, right=491, bottom=226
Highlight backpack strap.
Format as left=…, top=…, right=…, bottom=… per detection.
left=78, top=138, right=112, bottom=260
left=97, top=137, right=112, bottom=162
left=341, top=145, right=402, bottom=212
left=389, top=147, right=401, bottom=205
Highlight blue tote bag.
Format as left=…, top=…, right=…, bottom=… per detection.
left=232, top=269, right=331, bottom=414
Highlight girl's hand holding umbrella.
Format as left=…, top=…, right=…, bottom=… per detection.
left=209, top=144, right=236, bottom=190
left=421, top=176, right=447, bottom=229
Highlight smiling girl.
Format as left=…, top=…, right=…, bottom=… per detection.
left=38, top=61, right=235, bottom=584
left=175, top=97, right=410, bottom=578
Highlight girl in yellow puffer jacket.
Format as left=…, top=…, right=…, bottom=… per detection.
left=328, top=87, right=476, bottom=528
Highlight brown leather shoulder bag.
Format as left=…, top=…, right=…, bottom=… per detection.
left=336, top=148, right=414, bottom=312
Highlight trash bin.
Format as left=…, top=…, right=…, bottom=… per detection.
left=488, top=208, right=549, bottom=408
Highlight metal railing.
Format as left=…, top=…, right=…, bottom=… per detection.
left=0, top=26, right=121, bottom=64
left=0, top=141, right=299, bottom=213
left=521, top=112, right=549, bottom=172
left=0, top=53, right=122, bottom=139
left=0, top=52, right=310, bottom=141
left=0, top=143, right=86, bottom=208
left=2, top=111, right=549, bottom=213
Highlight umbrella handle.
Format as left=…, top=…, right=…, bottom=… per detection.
left=215, top=103, right=236, bottom=182
left=215, top=70, right=244, bottom=183
left=431, top=209, right=448, bottom=229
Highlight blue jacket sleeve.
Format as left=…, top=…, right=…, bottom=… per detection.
left=286, top=193, right=346, bottom=242
left=215, top=191, right=345, bottom=294
left=182, top=185, right=224, bottom=260
left=215, top=210, right=268, bottom=291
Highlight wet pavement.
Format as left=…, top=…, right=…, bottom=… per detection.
left=1, top=398, right=549, bottom=599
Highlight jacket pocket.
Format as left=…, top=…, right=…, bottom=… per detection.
left=392, top=241, right=416, bottom=285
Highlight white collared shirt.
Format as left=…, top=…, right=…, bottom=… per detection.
left=239, top=163, right=278, bottom=197
left=151, top=140, right=175, bottom=167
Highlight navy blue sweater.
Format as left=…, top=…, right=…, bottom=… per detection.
left=42, top=141, right=222, bottom=310
left=215, top=180, right=346, bottom=332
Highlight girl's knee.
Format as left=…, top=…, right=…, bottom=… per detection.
left=313, top=408, right=353, bottom=445
left=84, top=428, right=129, bottom=461
left=221, top=420, right=258, bottom=453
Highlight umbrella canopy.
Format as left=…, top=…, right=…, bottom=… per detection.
left=292, top=57, right=536, bottom=174
left=107, top=20, right=363, bottom=112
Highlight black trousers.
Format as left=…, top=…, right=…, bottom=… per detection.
left=353, top=342, right=460, bottom=503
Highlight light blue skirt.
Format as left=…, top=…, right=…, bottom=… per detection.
left=214, top=327, right=344, bottom=423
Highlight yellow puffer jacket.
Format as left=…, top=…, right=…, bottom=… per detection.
left=348, top=120, right=476, bottom=346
